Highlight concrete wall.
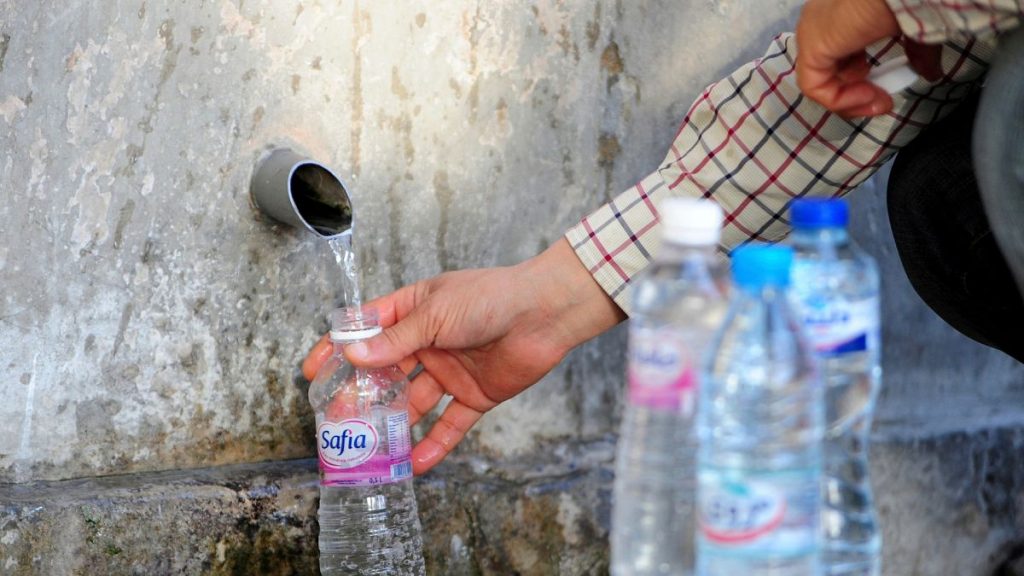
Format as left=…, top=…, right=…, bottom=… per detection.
left=0, top=0, right=805, bottom=484
left=3, top=0, right=1024, bottom=574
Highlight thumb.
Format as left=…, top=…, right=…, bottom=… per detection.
left=344, top=304, right=438, bottom=368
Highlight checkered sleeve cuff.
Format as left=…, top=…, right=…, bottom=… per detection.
left=565, top=170, right=685, bottom=315
left=565, top=29, right=992, bottom=317
left=886, top=0, right=1023, bottom=44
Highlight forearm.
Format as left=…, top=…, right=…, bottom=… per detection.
left=567, top=31, right=993, bottom=316
left=516, top=237, right=627, bottom=353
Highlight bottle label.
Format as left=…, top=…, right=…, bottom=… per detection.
left=799, top=297, right=879, bottom=357
left=698, top=468, right=818, bottom=557
left=317, top=412, right=414, bottom=487
left=628, top=325, right=696, bottom=414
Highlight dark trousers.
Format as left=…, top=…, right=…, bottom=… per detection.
left=887, top=28, right=1024, bottom=364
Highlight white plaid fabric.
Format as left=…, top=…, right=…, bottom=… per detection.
left=567, top=1, right=1017, bottom=313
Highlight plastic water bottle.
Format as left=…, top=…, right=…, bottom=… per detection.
left=308, top=307, right=426, bottom=575
left=788, top=199, right=882, bottom=576
left=611, top=198, right=727, bottom=576
left=696, top=245, right=823, bottom=576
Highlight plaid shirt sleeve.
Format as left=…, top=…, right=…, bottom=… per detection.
left=565, top=32, right=996, bottom=314
left=887, top=0, right=1023, bottom=44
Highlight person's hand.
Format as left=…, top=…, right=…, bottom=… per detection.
left=796, top=0, right=943, bottom=118
left=302, top=238, right=625, bottom=475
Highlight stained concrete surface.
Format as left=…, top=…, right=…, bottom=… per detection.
left=4, top=433, right=1024, bottom=575
left=0, top=0, right=806, bottom=484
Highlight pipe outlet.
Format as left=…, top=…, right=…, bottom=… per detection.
left=251, top=148, right=353, bottom=238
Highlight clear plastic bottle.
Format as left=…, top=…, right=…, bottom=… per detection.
left=611, top=198, right=727, bottom=576
left=697, top=245, right=823, bottom=576
left=788, top=199, right=882, bottom=576
left=308, top=307, right=426, bottom=576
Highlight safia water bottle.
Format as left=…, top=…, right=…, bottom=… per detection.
left=611, top=198, right=727, bottom=576
left=308, top=307, right=426, bottom=575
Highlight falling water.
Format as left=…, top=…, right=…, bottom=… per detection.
left=327, top=233, right=362, bottom=309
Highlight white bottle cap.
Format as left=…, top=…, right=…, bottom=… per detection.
left=658, top=198, right=724, bottom=246
left=868, top=55, right=918, bottom=94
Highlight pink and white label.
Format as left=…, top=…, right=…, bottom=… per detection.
left=628, top=326, right=696, bottom=414
left=317, top=413, right=413, bottom=487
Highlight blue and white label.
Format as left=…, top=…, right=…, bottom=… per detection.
left=798, top=297, right=878, bottom=357
left=698, top=468, right=819, bottom=557
left=390, top=461, right=413, bottom=481
left=699, top=478, right=787, bottom=545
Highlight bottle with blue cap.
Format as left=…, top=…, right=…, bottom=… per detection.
left=696, top=245, right=824, bottom=576
left=788, top=199, right=882, bottom=576
left=308, top=306, right=425, bottom=575
left=611, top=198, right=728, bottom=576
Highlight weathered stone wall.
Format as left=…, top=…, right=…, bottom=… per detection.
left=0, top=0, right=804, bottom=484
left=3, top=1, right=1024, bottom=574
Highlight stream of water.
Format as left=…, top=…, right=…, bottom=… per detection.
left=327, top=233, right=362, bottom=309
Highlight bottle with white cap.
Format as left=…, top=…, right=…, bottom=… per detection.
left=611, top=198, right=727, bottom=576
left=308, top=307, right=426, bottom=575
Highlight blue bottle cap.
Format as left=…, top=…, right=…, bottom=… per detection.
left=790, top=198, right=849, bottom=229
left=731, top=245, right=793, bottom=289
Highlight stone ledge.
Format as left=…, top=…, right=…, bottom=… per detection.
left=0, top=438, right=616, bottom=576
left=4, top=431, right=1024, bottom=575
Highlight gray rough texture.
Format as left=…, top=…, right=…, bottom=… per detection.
left=0, top=447, right=616, bottom=576
left=0, top=459, right=323, bottom=576
left=2, top=0, right=1024, bottom=574
left=4, top=433, right=1024, bottom=576
left=0, top=0, right=804, bottom=484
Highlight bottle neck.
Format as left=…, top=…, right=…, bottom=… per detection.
left=790, top=226, right=849, bottom=246
left=329, top=326, right=381, bottom=354
left=733, top=283, right=792, bottom=308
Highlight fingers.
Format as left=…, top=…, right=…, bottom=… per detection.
left=345, top=284, right=437, bottom=369
left=797, top=44, right=873, bottom=108
left=411, top=399, right=483, bottom=475
left=799, top=55, right=898, bottom=118
left=837, top=90, right=894, bottom=119
left=360, top=283, right=422, bottom=328
left=345, top=311, right=435, bottom=369
left=817, top=79, right=878, bottom=113
left=795, top=0, right=902, bottom=117
left=835, top=55, right=872, bottom=84
left=302, top=333, right=332, bottom=381
left=407, top=368, right=446, bottom=426
left=797, top=47, right=888, bottom=115
left=402, top=356, right=493, bottom=474
left=397, top=357, right=419, bottom=378
left=303, top=283, right=424, bottom=381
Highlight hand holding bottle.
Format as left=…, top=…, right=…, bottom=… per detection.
left=303, top=238, right=626, bottom=474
